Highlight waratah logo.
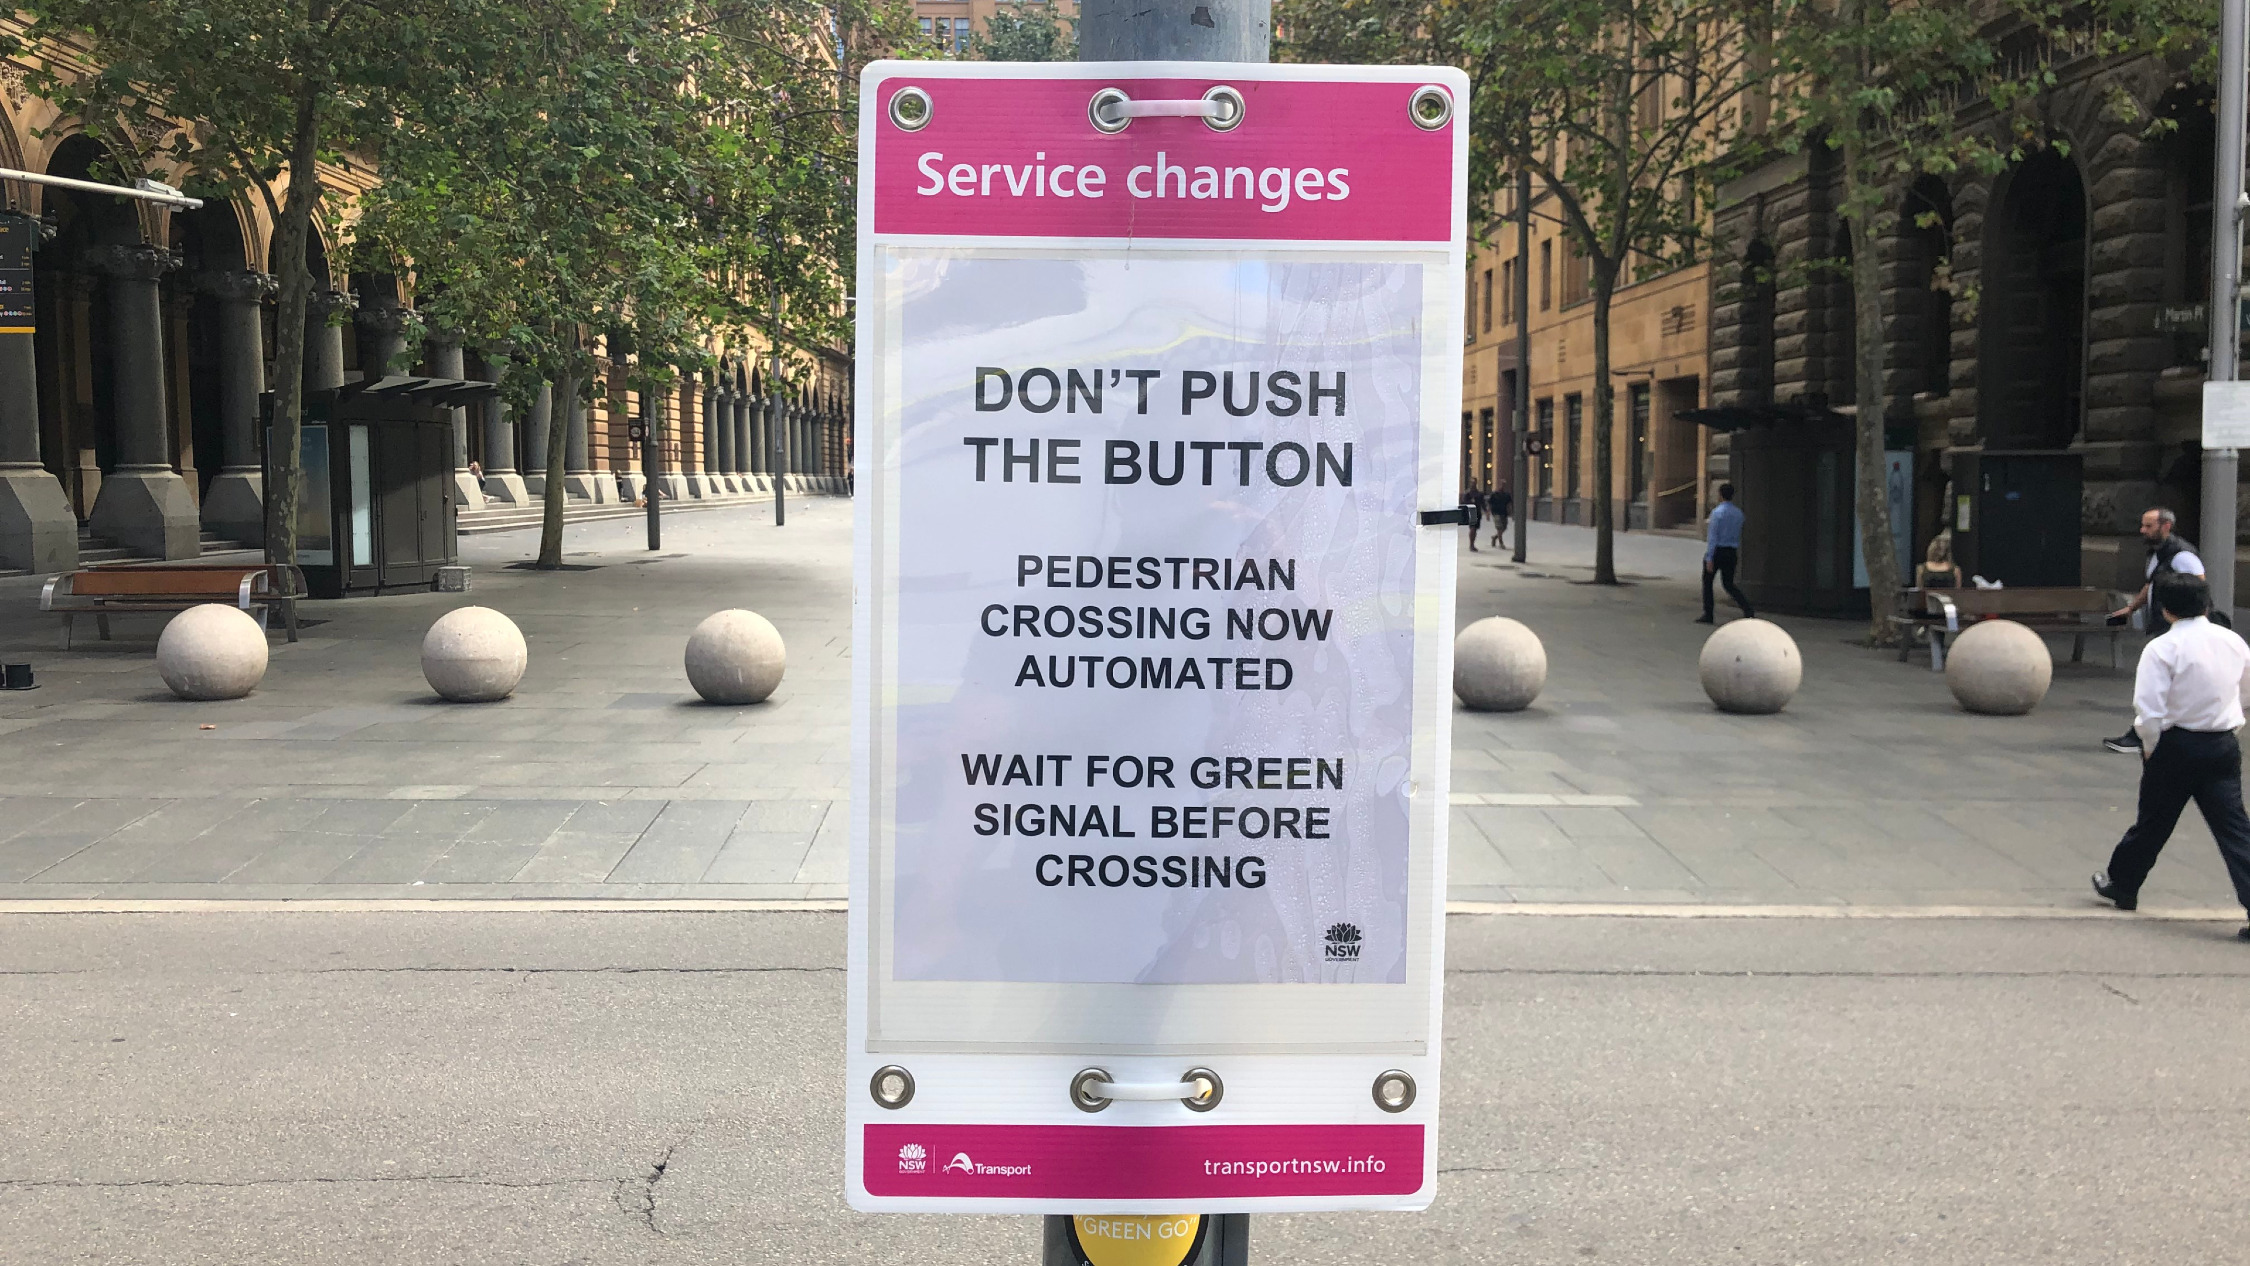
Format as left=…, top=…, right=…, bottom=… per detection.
left=1324, top=922, right=1363, bottom=961
left=897, top=1143, right=926, bottom=1173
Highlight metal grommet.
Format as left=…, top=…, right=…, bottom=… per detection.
left=888, top=86, right=933, bottom=132
left=1070, top=1067, right=1115, bottom=1112
left=871, top=1065, right=916, bottom=1109
left=1408, top=85, right=1453, bottom=131
left=1181, top=1067, right=1224, bottom=1112
left=1372, top=1069, right=1416, bottom=1113
left=1088, top=87, right=1130, bottom=134
left=1201, top=85, right=1245, bottom=132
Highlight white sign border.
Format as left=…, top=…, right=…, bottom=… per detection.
left=847, top=58, right=1468, bottom=1216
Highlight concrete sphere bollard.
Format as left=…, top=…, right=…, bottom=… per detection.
left=155, top=603, right=268, bottom=701
left=684, top=609, right=787, bottom=704
left=1945, top=618, right=2052, bottom=715
left=421, top=606, right=527, bottom=702
left=1699, top=618, right=1802, bottom=714
left=1453, top=616, right=1547, bottom=711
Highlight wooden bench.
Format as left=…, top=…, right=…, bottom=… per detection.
left=1891, top=586, right=2122, bottom=672
left=40, top=563, right=306, bottom=649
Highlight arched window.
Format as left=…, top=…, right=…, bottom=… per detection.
left=1977, top=147, right=2086, bottom=449
left=1742, top=238, right=1776, bottom=406
left=1900, top=176, right=1954, bottom=401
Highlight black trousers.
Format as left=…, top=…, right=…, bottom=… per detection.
left=2105, top=729, right=2250, bottom=913
left=1702, top=546, right=1753, bottom=619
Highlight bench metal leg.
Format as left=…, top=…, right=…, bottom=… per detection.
left=58, top=613, right=71, bottom=651
left=285, top=601, right=298, bottom=644
left=2072, top=634, right=2085, bottom=663
left=96, top=613, right=110, bottom=642
left=1929, top=631, right=1947, bottom=672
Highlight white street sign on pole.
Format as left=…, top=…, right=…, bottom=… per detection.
left=848, top=61, right=1467, bottom=1215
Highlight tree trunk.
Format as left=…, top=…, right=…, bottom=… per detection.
left=1590, top=268, right=1617, bottom=584
left=1839, top=22, right=1902, bottom=643
left=262, top=75, right=323, bottom=570
left=538, top=370, right=574, bottom=568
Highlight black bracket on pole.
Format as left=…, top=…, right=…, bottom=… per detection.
left=1419, top=507, right=1470, bottom=526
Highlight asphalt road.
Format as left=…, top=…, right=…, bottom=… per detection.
left=4, top=910, right=2247, bottom=1265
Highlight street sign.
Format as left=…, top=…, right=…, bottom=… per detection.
left=849, top=60, right=1466, bottom=1216
left=0, top=215, right=34, bottom=334
left=2205, top=380, right=2250, bottom=449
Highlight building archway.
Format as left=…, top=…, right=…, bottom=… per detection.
left=1977, top=147, right=2087, bottom=450
left=36, top=132, right=144, bottom=520
left=1741, top=238, right=1777, bottom=406
left=171, top=200, right=251, bottom=501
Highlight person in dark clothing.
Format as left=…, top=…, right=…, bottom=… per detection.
left=1697, top=483, right=1753, bottom=624
left=1489, top=482, right=1512, bottom=550
left=2092, top=574, right=2250, bottom=944
left=2105, top=507, right=2207, bottom=754
left=1460, top=487, right=1483, bottom=552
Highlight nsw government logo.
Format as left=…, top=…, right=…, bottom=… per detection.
left=1324, top=922, right=1363, bottom=961
left=897, top=1143, right=927, bottom=1174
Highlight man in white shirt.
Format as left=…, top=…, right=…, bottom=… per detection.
left=2093, top=574, right=2250, bottom=942
left=2103, top=507, right=2206, bottom=754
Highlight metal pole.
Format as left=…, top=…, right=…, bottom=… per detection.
left=1512, top=160, right=1531, bottom=564
left=643, top=405, right=661, bottom=550
left=2207, top=0, right=2247, bottom=616
left=1037, top=15, right=1268, bottom=1266
left=0, top=166, right=202, bottom=209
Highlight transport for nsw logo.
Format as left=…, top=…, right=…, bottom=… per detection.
left=1324, top=922, right=1363, bottom=961
left=897, top=1143, right=927, bottom=1173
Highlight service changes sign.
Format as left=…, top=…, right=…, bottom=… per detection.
left=849, top=61, right=1466, bottom=1214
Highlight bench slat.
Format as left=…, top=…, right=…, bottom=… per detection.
left=72, top=572, right=262, bottom=597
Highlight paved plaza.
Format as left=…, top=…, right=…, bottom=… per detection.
left=5, top=504, right=2249, bottom=1265
left=0, top=500, right=2240, bottom=913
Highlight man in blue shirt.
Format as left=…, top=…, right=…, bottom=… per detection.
left=1698, top=482, right=1754, bottom=624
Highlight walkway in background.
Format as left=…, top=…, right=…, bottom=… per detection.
left=0, top=505, right=2229, bottom=914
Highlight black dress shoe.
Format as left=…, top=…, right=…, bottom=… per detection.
left=2103, top=732, right=2143, bottom=754
left=2093, top=871, right=2137, bottom=911
left=1693, top=614, right=1714, bottom=624
left=2237, top=926, right=2249, bottom=943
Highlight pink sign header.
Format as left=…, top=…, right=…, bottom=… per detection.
left=864, top=1122, right=1425, bottom=1200
left=869, top=73, right=1459, bottom=242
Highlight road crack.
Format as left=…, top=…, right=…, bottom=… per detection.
left=2098, top=980, right=2140, bottom=1004
left=616, top=1142, right=678, bottom=1238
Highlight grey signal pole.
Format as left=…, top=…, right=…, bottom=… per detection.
left=1049, top=12, right=1262, bottom=1266
left=2206, top=0, right=2246, bottom=614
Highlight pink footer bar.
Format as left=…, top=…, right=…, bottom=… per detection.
left=865, top=1123, right=1423, bottom=1199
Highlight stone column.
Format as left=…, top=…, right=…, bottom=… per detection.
left=0, top=213, right=73, bottom=574
left=477, top=350, right=530, bottom=505
left=522, top=382, right=552, bottom=496
left=737, top=388, right=757, bottom=489
left=305, top=290, right=353, bottom=391
left=354, top=296, right=412, bottom=381
left=196, top=270, right=276, bottom=546
left=559, top=375, right=599, bottom=503
left=85, top=244, right=197, bottom=559
left=713, top=380, right=736, bottom=493
left=784, top=395, right=802, bottom=487
left=428, top=335, right=484, bottom=511
left=699, top=379, right=720, bottom=495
